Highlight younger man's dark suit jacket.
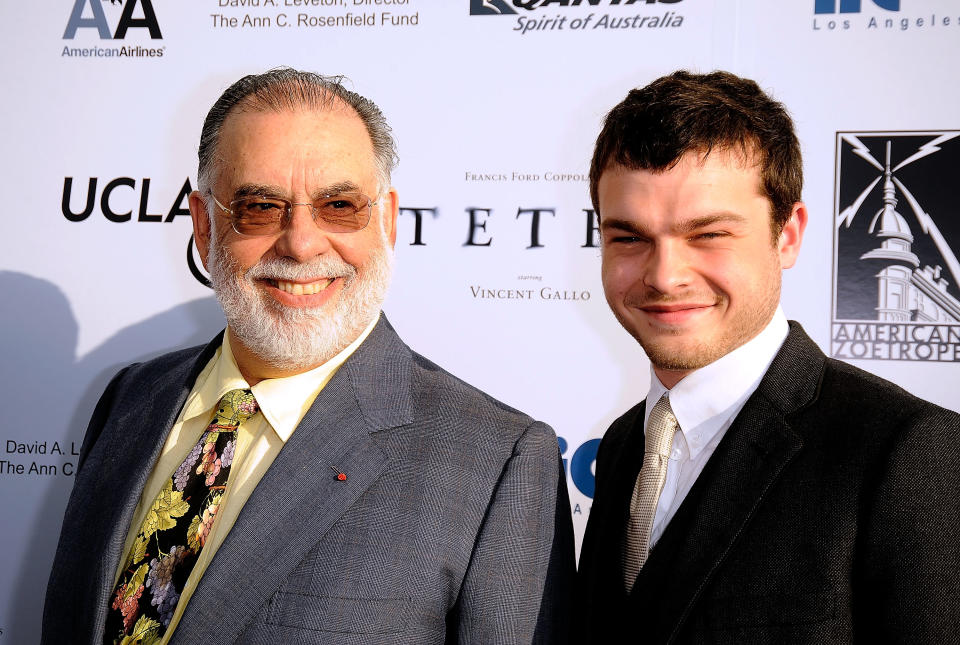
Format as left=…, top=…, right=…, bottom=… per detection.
left=578, top=322, right=960, bottom=644
left=43, top=316, right=574, bottom=644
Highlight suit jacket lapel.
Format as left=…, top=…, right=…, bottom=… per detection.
left=584, top=402, right=648, bottom=607
left=85, top=334, right=223, bottom=640
left=631, top=399, right=803, bottom=643
left=628, top=323, right=824, bottom=643
left=174, top=315, right=414, bottom=645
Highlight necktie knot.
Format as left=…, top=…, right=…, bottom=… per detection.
left=213, top=389, right=259, bottom=428
left=646, top=395, right=678, bottom=458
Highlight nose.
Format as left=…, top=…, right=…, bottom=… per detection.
left=642, top=239, right=691, bottom=294
left=272, top=203, right=332, bottom=262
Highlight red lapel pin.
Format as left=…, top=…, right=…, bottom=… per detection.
left=329, top=465, right=347, bottom=481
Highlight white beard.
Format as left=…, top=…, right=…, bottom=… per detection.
left=207, top=230, right=394, bottom=371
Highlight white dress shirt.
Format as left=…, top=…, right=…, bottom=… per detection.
left=644, top=307, right=789, bottom=548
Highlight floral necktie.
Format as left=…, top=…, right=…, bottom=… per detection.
left=103, top=389, right=259, bottom=644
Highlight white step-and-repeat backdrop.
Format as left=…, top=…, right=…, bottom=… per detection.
left=2, top=1, right=958, bottom=641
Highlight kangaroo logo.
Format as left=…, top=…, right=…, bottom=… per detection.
left=470, top=0, right=518, bottom=15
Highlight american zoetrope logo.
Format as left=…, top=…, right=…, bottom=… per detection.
left=831, top=131, right=960, bottom=361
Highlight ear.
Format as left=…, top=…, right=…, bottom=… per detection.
left=382, top=187, right=399, bottom=249
left=778, top=201, right=807, bottom=269
left=189, top=190, right=213, bottom=271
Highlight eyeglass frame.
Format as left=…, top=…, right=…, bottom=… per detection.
left=208, top=190, right=383, bottom=237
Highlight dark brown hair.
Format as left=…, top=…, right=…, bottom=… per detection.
left=589, top=70, right=802, bottom=234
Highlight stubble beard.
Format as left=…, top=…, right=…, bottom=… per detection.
left=207, top=230, right=394, bottom=371
left=621, top=265, right=781, bottom=374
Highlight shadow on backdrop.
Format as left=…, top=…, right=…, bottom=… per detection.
left=0, top=270, right=223, bottom=643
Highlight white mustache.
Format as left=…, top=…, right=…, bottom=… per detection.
left=245, top=257, right=356, bottom=282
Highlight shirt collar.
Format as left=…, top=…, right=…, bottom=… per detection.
left=645, top=307, right=789, bottom=460
left=181, top=316, right=379, bottom=442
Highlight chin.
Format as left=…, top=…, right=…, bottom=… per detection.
left=233, top=300, right=366, bottom=370
left=638, top=336, right=722, bottom=373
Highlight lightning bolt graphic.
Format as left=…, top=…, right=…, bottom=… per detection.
left=892, top=176, right=960, bottom=292
left=842, top=134, right=883, bottom=171
left=892, top=133, right=960, bottom=172
left=837, top=175, right=881, bottom=229
left=835, top=135, right=885, bottom=228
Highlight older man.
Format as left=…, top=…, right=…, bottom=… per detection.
left=42, top=69, right=573, bottom=645
left=578, top=70, right=960, bottom=643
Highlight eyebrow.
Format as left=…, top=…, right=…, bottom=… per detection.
left=311, top=181, right=363, bottom=200
left=600, top=212, right=748, bottom=236
left=233, top=183, right=286, bottom=200
left=232, top=181, right=364, bottom=201
left=599, top=217, right=645, bottom=236
left=676, top=213, right=748, bottom=233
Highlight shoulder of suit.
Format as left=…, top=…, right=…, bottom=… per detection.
left=359, top=318, right=557, bottom=455
left=599, top=399, right=645, bottom=449
left=404, top=348, right=556, bottom=442
left=821, top=354, right=957, bottom=422
left=769, top=326, right=960, bottom=442
left=406, top=349, right=533, bottom=420
left=111, top=341, right=213, bottom=385
left=760, top=322, right=933, bottom=420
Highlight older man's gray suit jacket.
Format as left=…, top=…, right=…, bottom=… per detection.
left=42, top=315, right=574, bottom=644
left=578, top=322, right=960, bottom=644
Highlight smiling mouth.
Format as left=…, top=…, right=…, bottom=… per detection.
left=641, top=303, right=712, bottom=313
left=632, top=298, right=721, bottom=327
left=267, top=278, right=335, bottom=295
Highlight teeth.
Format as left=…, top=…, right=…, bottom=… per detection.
left=275, top=279, right=333, bottom=295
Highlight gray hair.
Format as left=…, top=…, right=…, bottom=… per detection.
left=196, top=68, right=398, bottom=196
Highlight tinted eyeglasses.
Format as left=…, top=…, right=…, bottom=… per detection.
left=210, top=191, right=381, bottom=236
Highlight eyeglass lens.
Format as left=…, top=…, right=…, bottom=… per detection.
left=230, top=193, right=371, bottom=235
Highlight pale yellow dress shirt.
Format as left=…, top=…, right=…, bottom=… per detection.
left=112, top=318, right=377, bottom=643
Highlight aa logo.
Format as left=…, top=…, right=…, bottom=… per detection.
left=64, top=0, right=162, bottom=40
left=815, top=0, right=899, bottom=13
left=831, top=131, right=960, bottom=362
left=470, top=0, right=517, bottom=15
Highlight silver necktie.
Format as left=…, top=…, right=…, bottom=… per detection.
left=622, top=395, right=678, bottom=591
